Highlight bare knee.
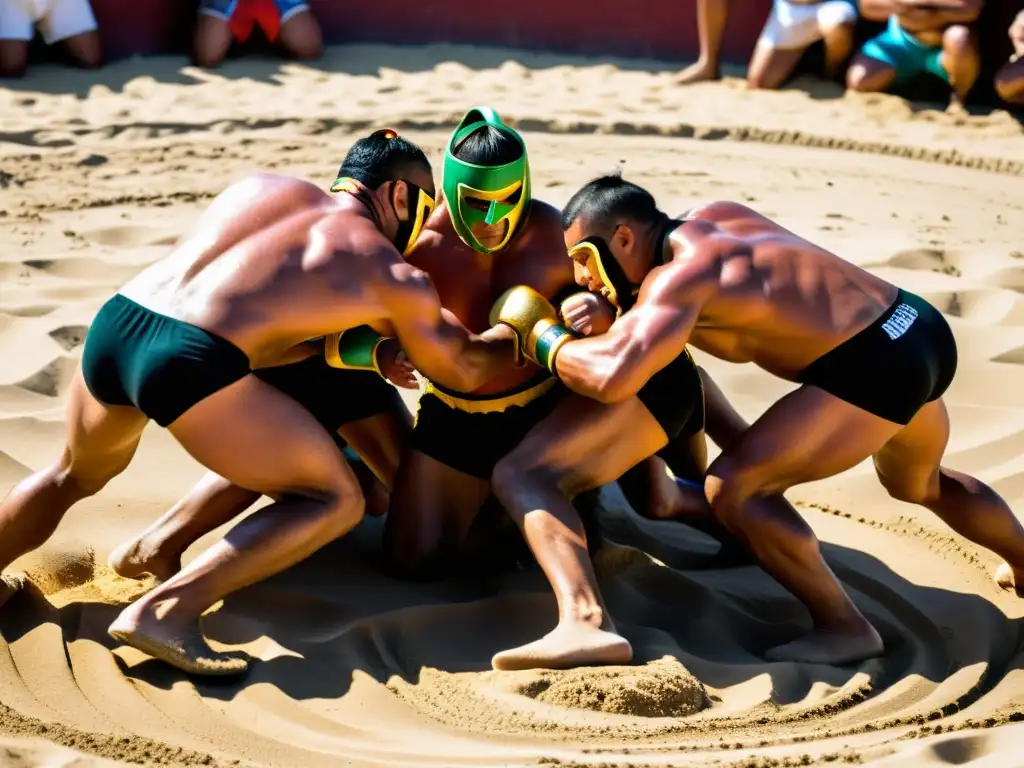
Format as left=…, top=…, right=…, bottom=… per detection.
left=491, top=453, right=579, bottom=522
left=875, top=464, right=937, bottom=506
left=704, top=455, right=761, bottom=529
left=995, top=63, right=1024, bottom=104
left=280, top=13, right=323, bottom=61
left=846, top=56, right=892, bottom=92
left=0, top=43, right=28, bottom=78
left=63, top=32, right=103, bottom=69
left=942, top=25, right=973, bottom=56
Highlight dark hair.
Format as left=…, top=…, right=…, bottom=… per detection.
left=561, top=172, right=664, bottom=231
left=335, top=130, right=430, bottom=187
left=453, top=125, right=523, bottom=166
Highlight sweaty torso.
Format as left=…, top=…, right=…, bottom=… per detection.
left=407, top=200, right=576, bottom=395
left=669, top=201, right=898, bottom=381
left=118, top=174, right=397, bottom=367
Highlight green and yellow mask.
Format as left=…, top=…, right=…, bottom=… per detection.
left=443, top=107, right=530, bottom=254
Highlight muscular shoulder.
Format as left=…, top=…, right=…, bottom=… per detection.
left=681, top=200, right=756, bottom=223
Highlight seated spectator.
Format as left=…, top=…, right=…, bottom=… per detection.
left=994, top=9, right=1024, bottom=105
left=195, top=0, right=323, bottom=68
left=748, top=0, right=858, bottom=89
left=0, top=0, right=102, bottom=78
left=674, top=0, right=858, bottom=90
left=846, top=0, right=983, bottom=109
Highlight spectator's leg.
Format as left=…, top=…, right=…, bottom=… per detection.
left=673, top=0, right=728, bottom=85
left=0, top=40, right=28, bottom=78
left=37, top=0, right=102, bottom=68
left=821, top=22, right=855, bottom=81
left=194, top=12, right=234, bottom=68
left=277, top=6, right=322, bottom=61
left=995, top=57, right=1024, bottom=105
left=846, top=53, right=896, bottom=93
left=938, top=25, right=979, bottom=109
left=0, top=1, right=34, bottom=78
left=747, top=44, right=804, bottom=90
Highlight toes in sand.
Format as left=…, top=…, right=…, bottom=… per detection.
left=994, top=562, right=1024, bottom=597
left=764, top=624, right=884, bottom=666
left=492, top=625, right=633, bottom=671
left=108, top=611, right=251, bottom=677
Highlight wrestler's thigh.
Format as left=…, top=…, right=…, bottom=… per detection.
left=384, top=450, right=491, bottom=554
left=508, top=393, right=669, bottom=496
left=168, top=374, right=357, bottom=499
left=710, top=385, right=903, bottom=493
left=872, top=399, right=949, bottom=500
left=65, top=369, right=149, bottom=486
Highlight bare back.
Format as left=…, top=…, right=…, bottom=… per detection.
left=671, top=201, right=898, bottom=380
left=407, top=200, right=575, bottom=394
left=118, top=174, right=402, bottom=367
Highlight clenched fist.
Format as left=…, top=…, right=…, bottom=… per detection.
left=559, top=291, right=617, bottom=336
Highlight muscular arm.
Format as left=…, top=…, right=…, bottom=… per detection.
left=384, top=262, right=516, bottom=392
left=552, top=269, right=708, bottom=404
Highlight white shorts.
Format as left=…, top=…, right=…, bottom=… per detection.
left=757, top=0, right=857, bottom=51
left=0, top=0, right=97, bottom=44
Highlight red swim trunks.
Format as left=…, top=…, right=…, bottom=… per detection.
left=199, top=0, right=309, bottom=43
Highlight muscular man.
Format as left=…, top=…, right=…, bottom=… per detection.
left=995, top=9, right=1024, bottom=105
left=194, top=0, right=322, bottom=68
left=0, top=129, right=514, bottom=675
left=847, top=0, right=983, bottom=109
left=108, top=356, right=415, bottom=584
left=382, top=107, right=720, bottom=577
left=488, top=172, right=1024, bottom=667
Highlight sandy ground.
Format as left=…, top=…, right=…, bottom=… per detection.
left=1, top=43, right=1024, bottom=768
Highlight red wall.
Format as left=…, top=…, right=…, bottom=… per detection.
left=90, top=0, right=772, bottom=63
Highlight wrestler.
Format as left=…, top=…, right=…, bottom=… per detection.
left=994, top=10, right=1024, bottom=106
left=489, top=172, right=1024, bottom=667
left=847, top=0, right=983, bottom=109
left=381, top=107, right=721, bottom=577
left=108, top=355, right=415, bottom=584
left=0, top=129, right=515, bottom=676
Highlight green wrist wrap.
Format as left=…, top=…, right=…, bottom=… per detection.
left=325, top=325, right=390, bottom=374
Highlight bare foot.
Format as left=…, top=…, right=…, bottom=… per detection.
left=108, top=538, right=180, bottom=583
left=672, top=60, right=719, bottom=85
left=0, top=573, right=26, bottom=610
left=994, top=562, right=1024, bottom=597
left=492, top=623, right=633, bottom=671
left=108, top=601, right=250, bottom=676
left=765, top=621, right=884, bottom=665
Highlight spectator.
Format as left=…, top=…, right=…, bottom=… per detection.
left=673, top=0, right=729, bottom=84
left=0, top=0, right=102, bottom=78
left=994, top=9, right=1024, bottom=105
left=846, top=0, right=983, bottom=109
left=195, top=0, right=323, bottom=68
left=674, top=0, right=858, bottom=90
left=747, top=1, right=859, bottom=89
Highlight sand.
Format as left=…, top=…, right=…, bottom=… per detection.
left=1, top=42, right=1024, bottom=768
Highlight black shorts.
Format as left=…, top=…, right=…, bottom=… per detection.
left=636, top=348, right=705, bottom=441
left=411, top=375, right=565, bottom=480
left=798, top=289, right=957, bottom=425
left=254, top=355, right=403, bottom=434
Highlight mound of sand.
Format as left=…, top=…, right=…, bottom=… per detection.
left=0, top=44, right=1023, bottom=768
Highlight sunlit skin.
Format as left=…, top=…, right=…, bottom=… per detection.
left=0, top=170, right=516, bottom=676
left=508, top=198, right=1024, bottom=667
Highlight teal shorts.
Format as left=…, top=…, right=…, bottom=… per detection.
left=860, top=16, right=949, bottom=85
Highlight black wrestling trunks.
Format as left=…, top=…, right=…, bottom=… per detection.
left=798, top=288, right=957, bottom=425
